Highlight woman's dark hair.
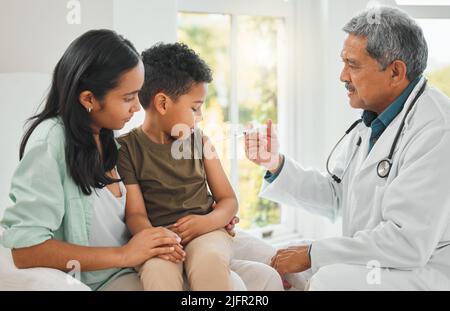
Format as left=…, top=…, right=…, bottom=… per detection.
left=20, top=29, right=141, bottom=195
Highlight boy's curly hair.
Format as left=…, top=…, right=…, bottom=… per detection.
left=139, top=42, right=213, bottom=109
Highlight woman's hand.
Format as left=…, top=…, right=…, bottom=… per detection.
left=157, top=244, right=186, bottom=263
left=119, top=227, right=182, bottom=267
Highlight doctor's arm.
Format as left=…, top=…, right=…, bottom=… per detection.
left=244, top=119, right=345, bottom=221
left=310, top=128, right=450, bottom=272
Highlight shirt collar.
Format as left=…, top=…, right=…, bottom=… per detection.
left=362, top=75, right=421, bottom=128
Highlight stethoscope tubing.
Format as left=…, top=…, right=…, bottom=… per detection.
left=327, top=79, right=428, bottom=183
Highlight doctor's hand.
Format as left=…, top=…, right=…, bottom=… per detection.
left=244, top=119, right=283, bottom=173
left=270, top=245, right=311, bottom=276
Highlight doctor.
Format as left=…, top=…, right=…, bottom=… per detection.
left=245, top=6, right=450, bottom=291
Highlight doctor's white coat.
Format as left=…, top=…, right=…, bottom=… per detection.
left=260, top=78, right=450, bottom=290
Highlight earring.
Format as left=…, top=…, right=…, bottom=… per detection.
left=87, top=107, right=92, bottom=113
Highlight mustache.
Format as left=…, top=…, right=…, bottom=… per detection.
left=345, top=82, right=356, bottom=93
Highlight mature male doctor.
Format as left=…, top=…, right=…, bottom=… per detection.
left=245, top=6, right=450, bottom=291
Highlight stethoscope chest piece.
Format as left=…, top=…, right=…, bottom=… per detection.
left=377, top=158, right=392, bottom=178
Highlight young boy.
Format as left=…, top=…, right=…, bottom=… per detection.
left=117, top=43, right=238, bottom=291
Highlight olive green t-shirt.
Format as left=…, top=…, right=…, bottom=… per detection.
left=117, top=127, right=214, bottom=227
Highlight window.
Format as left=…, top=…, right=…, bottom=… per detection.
left=417, top=19, right=450, bottom=97
left=395, top=0, right=450, bottom=97
left=177, top=12, right=287, bottom=232
left=396, top=0, right=450, bottom=5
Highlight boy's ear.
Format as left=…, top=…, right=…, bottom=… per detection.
left=153, top=93, right=170, bottom=115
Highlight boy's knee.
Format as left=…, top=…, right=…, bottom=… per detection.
left=188, top=249, right=230, bottom=272
left=139, top=257, right=182, bottom=278
left=138, top=258, right=183, bottom=291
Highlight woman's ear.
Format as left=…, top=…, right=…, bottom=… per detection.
left=79, top=90, right=96, bottom=112
left=390, top=60, right=408, bottom=86
left=153, top=93, right=170, bottom=115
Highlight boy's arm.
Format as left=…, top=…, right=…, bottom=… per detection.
left=172, top=136, right=238, bottom=245
left=125, top=184, right=185, bottom=263
left=118, top=139, right=185, bottom=262
left=202, top=135, right=238, bottom=229
left=124, top=184, right=153, bottom=235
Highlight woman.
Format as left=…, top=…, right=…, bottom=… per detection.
left=0, top=29, right=181, bottom=290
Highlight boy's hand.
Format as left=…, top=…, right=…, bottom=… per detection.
left=171, top=215, right=209, bottom=245
left=211, top=201, right=239, bottom=237
left=225, top=216, right=239, bottom=237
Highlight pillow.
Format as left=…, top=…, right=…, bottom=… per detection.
left=0, top=230, right=90, bottom=291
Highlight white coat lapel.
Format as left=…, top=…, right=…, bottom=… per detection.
left=358, top=111, right=403, bottom=173
left=356, top=77, right=427, bottom=176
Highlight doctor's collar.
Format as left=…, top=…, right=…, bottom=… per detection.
left=361, top=75, right=422, bottom=128
left=362, top=110, right=377, bottom=127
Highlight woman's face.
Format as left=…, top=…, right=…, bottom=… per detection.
left=89, top=61, right=144, bottom=132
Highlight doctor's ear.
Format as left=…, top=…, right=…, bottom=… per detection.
left=79, top=90, right=99, bottom=112
left=153, top=93, right=171, bottom=115
left=389, top=60, right=408, bottom=86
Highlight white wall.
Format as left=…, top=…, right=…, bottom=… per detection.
left=0, top=73, right=51, bottom=218
left=291, top=0, right=371, bottom=239
left=0, top=0, right=113, bottom=73
left=113, top=0, right=178, bottom=135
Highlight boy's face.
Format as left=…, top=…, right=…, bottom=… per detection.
left=163, top=82, right=207, bottom=138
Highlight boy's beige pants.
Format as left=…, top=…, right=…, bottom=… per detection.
left=137, top=229, right=234, bottom=291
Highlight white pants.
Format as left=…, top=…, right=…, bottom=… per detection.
left=231, top=259, right=283, bottom=291
left=308, top=264, right=450, bottom=291
left=233, top=231, right=450, bottom=291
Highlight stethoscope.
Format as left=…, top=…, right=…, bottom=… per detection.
left=326, top=80, right=428, bottom=183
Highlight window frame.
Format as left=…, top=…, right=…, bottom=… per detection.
left=176, top=0, right=298, bottom=240
left=394, top=0, right=450, bottom=18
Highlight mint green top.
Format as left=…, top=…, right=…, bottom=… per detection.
left=0, top=118, right=133, bottom=290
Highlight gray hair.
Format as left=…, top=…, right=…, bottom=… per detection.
left=343, top=6, right=428, bottom=81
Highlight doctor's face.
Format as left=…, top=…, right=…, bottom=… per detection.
left=340, top=35, right=394, bottom=113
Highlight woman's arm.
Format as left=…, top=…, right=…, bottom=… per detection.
left=124, top=184, right=153, bottom=235
left=11, top=227, right=180, bottom=271
left=12, top=239, right=123, bottom=271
